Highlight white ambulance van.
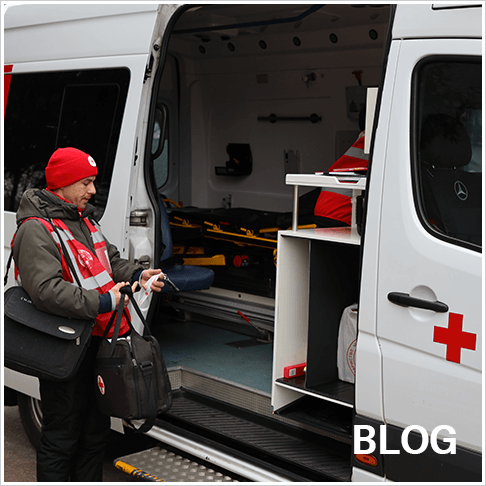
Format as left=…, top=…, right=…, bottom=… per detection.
left=3, top=3, right=483, bottom=482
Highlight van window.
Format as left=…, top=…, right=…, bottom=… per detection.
left=152, top=104, right=169, bottom=189
left=4, top=68, right=130, bottom=219
left=414, top=58, right=482, bottom=250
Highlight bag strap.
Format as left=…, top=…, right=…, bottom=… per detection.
left=123, top=285, right=154, bottom=336
left=4, top=214, right=82, bottom=288
left=4, top=217, right=40, bottom=286
left=137, top=360, right=157, bottom=433
left=100, top=296, right=135, bottom=358
left=35, top=190, right=83, bottom=288
left=4, top=251, right=14, bottom=287
left=101, top=284, right=152, bottom=358
left=104, top=284, right=155, bottom=337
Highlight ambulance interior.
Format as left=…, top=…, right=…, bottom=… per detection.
left=149, top=4, right=390, bottom=443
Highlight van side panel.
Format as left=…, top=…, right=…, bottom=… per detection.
left=4, top=4, right=159, bottom=63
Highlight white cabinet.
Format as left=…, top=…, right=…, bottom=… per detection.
left=272, top=174, right=365, bottom=418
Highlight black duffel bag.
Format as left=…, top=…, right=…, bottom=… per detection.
left=94, top=285, right=172, bottom=433
left=4, top=286, right=93, bottom=381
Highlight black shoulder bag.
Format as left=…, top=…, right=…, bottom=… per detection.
left=4, top=219, right=94, bottom=382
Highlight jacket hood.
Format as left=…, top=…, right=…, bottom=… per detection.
left=16, top=188, right=97, bottom=224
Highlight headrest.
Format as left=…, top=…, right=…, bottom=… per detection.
left=419, top=114, right=471, bottom=169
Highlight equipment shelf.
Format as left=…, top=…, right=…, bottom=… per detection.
left=279, top=227, right=360, bottom=246
left=275, top=377, right=354, bottom=408
left=286, top=173, right=365, bottom=238
left=272, top=173, right=363, bottom=416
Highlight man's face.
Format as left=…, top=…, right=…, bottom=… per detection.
left=58, top=177, right=97, bottom=210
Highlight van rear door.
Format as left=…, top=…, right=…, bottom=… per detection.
left=370, top=4, right=482, bottom=482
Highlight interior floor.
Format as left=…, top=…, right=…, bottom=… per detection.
left=153, top=319, right=274, bottom=395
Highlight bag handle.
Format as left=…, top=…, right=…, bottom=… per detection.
left=124, top=287, right=154, bottom=337
left=114, top=284, right=154, bottom=337
left=101, top=285, right=154, bottom=357
left=100, top=293, right=133, bottom=358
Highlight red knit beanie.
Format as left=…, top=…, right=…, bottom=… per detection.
left=45, top=147, right=98, bottom=190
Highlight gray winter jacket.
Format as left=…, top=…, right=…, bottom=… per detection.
left=12, top=189, right=143, bottom=320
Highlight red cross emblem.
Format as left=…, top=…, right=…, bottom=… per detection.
left=97, top=375, right=105, bottom=395
left=433, top=313, right=477, bottom=364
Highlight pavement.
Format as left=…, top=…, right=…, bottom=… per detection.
left=3, top=404, right=157, bottom=483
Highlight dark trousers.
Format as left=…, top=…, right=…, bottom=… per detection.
left=37, top=337, right=111, bottom=482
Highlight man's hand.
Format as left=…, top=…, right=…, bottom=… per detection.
left=111, top=281, right=139, bottom=308
left=141, top=268, right=165, bottom=292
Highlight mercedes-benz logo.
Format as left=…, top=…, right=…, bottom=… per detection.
left=454, top=181, right=468, bottom=201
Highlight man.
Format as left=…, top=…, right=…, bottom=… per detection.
left=12, top=147, right=165, bottom=482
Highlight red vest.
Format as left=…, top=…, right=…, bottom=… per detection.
left=16, top=217, right=130, bottom=337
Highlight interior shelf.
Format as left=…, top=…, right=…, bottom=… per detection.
left=286, top=173, right=366, bottom=191
left=275, top=377, right=354, bottom=408
left=272, top=172, right=361, bottom=419
left=285, top=172, right=365, bottom=236
left=274, top=394, right=353, bottom=441
left=280, top=227, right=360, bottom=245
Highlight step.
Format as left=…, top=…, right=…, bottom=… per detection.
left=114, top=447, right=239, bottom=482
left=155, top=388, right=351, bottom=482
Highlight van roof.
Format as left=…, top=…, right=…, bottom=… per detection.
left=393, top=3, right=483, bottom=39
left=3, top=4, right=161, bottom=64
left=3, top=3, right=158, bottom=29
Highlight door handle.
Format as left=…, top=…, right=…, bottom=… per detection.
left=387, top=292, right=449, bottom=313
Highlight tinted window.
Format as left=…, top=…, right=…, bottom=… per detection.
left=414, top=58, right=482, bottom=250
left=4, top=68, right=130, bottom=219
left=152, top=104, right=169, bottom=189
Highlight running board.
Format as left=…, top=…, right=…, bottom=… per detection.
left=123, top=368, right=351, bottom=482
left=153, top=389, right=351, bottom=482
left=114, top=446, right=240, bottom=482
left=141, top=368, right=352, bottom=481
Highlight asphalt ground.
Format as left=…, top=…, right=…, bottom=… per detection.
left=3, top=404, right=157, bottom=483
